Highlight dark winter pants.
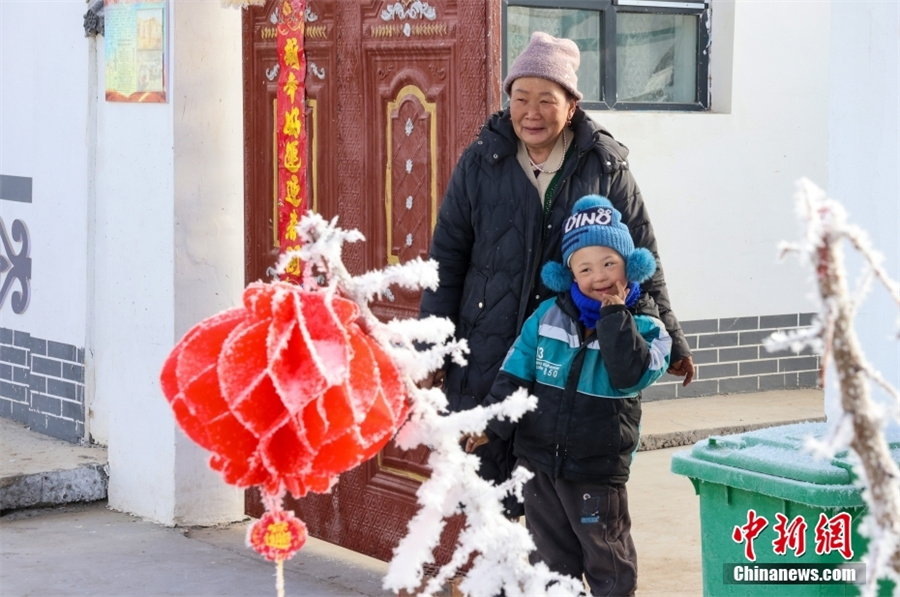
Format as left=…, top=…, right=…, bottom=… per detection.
left=520, top=461, right=637, bottom=597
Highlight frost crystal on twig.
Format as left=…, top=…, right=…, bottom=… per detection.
left=775, top=178, right=900, bottom=596
left=277, top=212, right=586, bottom=596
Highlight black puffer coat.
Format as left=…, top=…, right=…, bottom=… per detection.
left=420, top=107, right=690, bottom=418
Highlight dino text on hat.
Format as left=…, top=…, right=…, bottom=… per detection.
left=542, top=195, right=657, bottom=292
left=503, top=31, right=583, bottom=100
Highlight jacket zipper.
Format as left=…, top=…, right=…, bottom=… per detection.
left=555, top=331, right=589, bottom=478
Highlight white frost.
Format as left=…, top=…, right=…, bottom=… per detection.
left=778, top=179, right=900, bottom=597
left=281, top=212, right=586, bottom=596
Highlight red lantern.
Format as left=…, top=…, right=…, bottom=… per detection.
left=160, top=281, right=409, bottom=562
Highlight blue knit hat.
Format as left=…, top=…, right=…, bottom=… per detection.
left=542, top=195, right=657, bottom=292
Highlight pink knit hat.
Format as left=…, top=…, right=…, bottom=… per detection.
left=503, top=32, right=583, bottom=100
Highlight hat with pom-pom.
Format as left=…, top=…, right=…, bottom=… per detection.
left=541, top=195, right=657, bottom=292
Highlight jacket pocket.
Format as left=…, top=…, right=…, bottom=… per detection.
left=458, top=270, right=488, bottom=335
left=569, top=398, right=620, bottom=460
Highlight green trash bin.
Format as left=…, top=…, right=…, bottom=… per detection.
left=671, top=421, right=899, bottom=596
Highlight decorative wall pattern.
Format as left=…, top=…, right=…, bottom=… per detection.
left=0, top=328, right=85, bottom=443
left=0, top=174, right=32, bottom=314
left=381, top=1, right=437, bottom=21
left=0, top=219, right=30, bottom=313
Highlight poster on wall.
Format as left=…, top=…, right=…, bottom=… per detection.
left=104, top=0, right=167, bottom=103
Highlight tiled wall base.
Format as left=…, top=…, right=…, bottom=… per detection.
left=0, top=328, right=85, bottom=443
left=644, top=312, right=821, bottom=401
left=0, top=313, right=820, bottom=440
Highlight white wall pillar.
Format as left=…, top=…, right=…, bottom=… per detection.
left=171, top=0, right=246, bottom=525
left=95, top=1, right=245, bottom=525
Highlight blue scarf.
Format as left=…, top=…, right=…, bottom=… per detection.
left=569, top=281, right=641, bottom=329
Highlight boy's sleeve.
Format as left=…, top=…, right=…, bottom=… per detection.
left=482, top=372, right=527, bottom=441
left=481, top=307, right=541, bottom=441
left=596, top=307, right=672, bottom=393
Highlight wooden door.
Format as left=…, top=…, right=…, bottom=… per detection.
left=242, top=0, right=501, bottom=563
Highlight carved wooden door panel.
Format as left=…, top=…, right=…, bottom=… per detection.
left=242, top=0, right=500, bottom=563
left=242, top=6, right=280, bottom=286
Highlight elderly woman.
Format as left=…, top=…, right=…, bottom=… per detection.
left=420, top=31, right=693, bottom=516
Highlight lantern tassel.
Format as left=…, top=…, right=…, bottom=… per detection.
left=276, top=559, right=285, bottom=597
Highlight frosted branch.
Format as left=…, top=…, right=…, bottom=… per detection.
left=279, top=212, right=586, bottom=596
left=785, top=178, right=900, bottom=595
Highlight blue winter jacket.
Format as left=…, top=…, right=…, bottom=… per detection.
left=485, top=291, right=671, bottom=484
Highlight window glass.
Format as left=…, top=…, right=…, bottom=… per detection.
left=616, top=13, right=698, bottom=103
left=506, top=6, right=603, bottom=103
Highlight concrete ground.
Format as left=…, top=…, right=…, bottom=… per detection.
left=0, top=389, right=825, bottom=596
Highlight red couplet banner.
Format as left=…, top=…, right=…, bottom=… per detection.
left=275, top=0, right=308, bottom=281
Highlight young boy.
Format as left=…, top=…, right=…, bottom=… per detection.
left=466, top=195, right=672, bottom=596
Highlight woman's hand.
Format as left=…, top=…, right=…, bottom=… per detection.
left=464, top=433, right=489, bottom=453
left=667, top=356, right=695, bottom=386
left=419, top=368, right=446, bottom=389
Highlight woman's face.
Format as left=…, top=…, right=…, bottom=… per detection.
left=509, top=77, right=577, bottom=157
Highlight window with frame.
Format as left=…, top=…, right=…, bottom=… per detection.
left=503, top=0, right=710, bottom=111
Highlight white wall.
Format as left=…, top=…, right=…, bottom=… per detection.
left=93, top=1, right=245, bottom=525
left=589, top=0, right=829, bottom=322
left=171, top=0, right=246, bottom=525
left=0, top=0, right=89, bottom=344
left=93, top=77, right=179, bottom=521
left=826, top=1, right=900, bottom=415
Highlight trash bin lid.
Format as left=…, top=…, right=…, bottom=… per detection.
left=670, top=421, right=900, bottom=508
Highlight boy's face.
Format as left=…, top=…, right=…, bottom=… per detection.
left=570, top=245, right=628, bottom=303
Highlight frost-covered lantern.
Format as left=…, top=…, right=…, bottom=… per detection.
left=159, top=281, right=409, bottom=592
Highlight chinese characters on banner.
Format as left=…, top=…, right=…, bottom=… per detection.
left=276, top=0, right=307, bottom=281
left=733, top=509, right=855, bottom=562
left=104, top=0, right=167, bottom=102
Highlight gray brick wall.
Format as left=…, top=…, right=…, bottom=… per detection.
left=642, top=312, right=822, bottom=401
left=0, top=328, right=85, bottom=443
left=0, top=312, right=820, bottom=439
